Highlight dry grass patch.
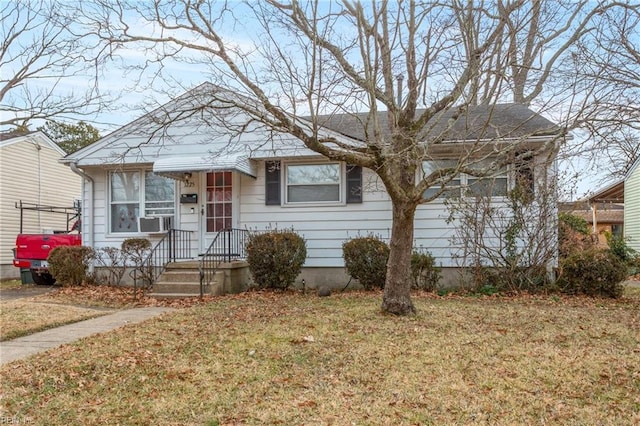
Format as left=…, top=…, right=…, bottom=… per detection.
left=1, top=285, right=212, bottom=341
left=1, top=290, right=639, bottom=425
left=0, top=280, right=22, bottom=290
left=38, top=284, right=216, bottom=309
left=0, top=300, right=109, bottom=341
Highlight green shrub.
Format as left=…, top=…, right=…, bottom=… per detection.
left=48, top=245, right=95, bottom=286
left=558, top=212, right=590, bottom=235
left=246, top=230, right=306, bottom=289
left=410, top=251, right=441, bottom=291
left=605, top=232, right=637, bottom=264
left=342, top=235, right=389, bottom=290
left=478, top=284, right=499, bottom=296
left=560, top=248, right=627, bottom=298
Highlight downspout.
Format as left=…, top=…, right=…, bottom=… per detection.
left=70, top=163, right=94, bottom=268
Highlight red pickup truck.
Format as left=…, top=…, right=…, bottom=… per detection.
left=13, top=233, right=82, bottom=285
left=12, top=201, right=82, bottom=285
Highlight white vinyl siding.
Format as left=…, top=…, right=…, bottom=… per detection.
left=240, top=162, right=474, bottom=268
left=86, top=159, right=544, bottom=269
left=67, top=94, right=558, bottom=271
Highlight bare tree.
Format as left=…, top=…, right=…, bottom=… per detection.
left=0, top=0, right=107, bottom=129
left=73, top=0, right=638, bottom=314
left=569, top=4, right=640, bottom=182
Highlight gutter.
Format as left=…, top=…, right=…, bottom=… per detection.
left=69, top=163, right=95, bottom=258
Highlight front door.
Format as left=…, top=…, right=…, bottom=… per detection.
left=201, top=171, right=235, bottom=252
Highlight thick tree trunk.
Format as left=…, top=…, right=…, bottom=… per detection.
left=381, top=200, right=417, bottom=315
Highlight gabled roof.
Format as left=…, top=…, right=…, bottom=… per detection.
left=64, top=82, right=564, bottom=168
left=586, top=180, right=625, bottom=203
left=0, top=130, right=66, bottom=156
left=63, top=82, right=349, bottom=166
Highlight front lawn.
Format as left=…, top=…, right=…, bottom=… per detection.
left=0, top=301, right=109, bottom=341
left=1, top=285, right=213, bottom=342
left=1, top=290, right=639, bottom=425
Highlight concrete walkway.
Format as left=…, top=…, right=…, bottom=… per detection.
left=0, top=307, right=175, bottom=366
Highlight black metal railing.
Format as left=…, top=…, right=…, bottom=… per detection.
left=136, top=229, right=194, bottom=292
left=199, top=228, right=250, bottom=297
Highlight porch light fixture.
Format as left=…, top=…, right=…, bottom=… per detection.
left=183, top=172, right=192, bottom=181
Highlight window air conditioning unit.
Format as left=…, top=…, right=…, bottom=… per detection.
left=138, top=216, right=167, bottom=233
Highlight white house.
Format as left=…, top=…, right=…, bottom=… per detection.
left=624, top=157, right=640, bottom=253
left=0, top=131, right=81, bottom=280
left=61, top=83, right=564, bottom=291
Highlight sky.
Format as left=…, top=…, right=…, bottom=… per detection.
left=3, top=0, right=624, bottom=201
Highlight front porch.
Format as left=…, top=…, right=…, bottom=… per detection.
left=149, top=259, right=252, bottom=299
left=141, top=228, right=251, bottom=298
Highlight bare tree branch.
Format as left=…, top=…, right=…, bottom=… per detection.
left=0, top=0, right=110, bottom=129
left=72, top=0, right=638, bottom=314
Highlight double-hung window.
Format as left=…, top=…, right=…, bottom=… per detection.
left=422, top=160, right=461, bottom=200
left=286, top=163, right=341, bottom=203
left=265, top=161, right=362, bottom=206
left=109, top=170, right=175, bottom=233
left=422, top=159, right=509, bottom=201
left=466, top=160, right=508, bottom=198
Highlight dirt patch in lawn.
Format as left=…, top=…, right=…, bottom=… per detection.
left=1, top=289, right=639, bottom=425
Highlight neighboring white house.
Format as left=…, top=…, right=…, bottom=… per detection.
left=61, top=83, right=564, bottom=288
left=0, top=131, right=81, bottom=280
left=625, top=156, right=640, bottom=253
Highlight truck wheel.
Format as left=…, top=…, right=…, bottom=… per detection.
left=31, top=270, right=56, bottom=286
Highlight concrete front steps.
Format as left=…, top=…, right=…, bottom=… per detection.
left=149, top=260, right=251, bottom=299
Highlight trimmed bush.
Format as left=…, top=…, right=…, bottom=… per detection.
left=246, top=230, right=306, bottom=289
left=48, top=245, right=95, bottom=286
left=121, top=238, right=151, bottom=261
left=342, top=236, right=389, bottom=290
left=411, top=251, right=441, bottom=291
left=560, top=248, right=627, bottom=298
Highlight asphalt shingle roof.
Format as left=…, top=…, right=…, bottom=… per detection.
left=312, top=103, right=561, bottom=142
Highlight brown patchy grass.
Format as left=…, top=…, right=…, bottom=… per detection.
left=38, top=284, right=217, bottom=309
left=1, top=289, right=639, bottom=425
left=0, top=280, right=22, bottom=290
left=0, top=300, right=110, bottom=341
left=1, top=285, right=213, bottom=342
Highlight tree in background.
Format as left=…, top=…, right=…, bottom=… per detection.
left=39, top=120, right=101, bottom=154
left=571, top=4, right=640, bottom=182
left=0, top=0, right=108, bottom=130
left=73, top=0, right=639, bottom=314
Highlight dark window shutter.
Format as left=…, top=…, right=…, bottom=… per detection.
left=515, top=153, right=535, bottom=202
left=346, top=164, right=362, bottom=203
left=265, top=160, right=281, bottom=205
